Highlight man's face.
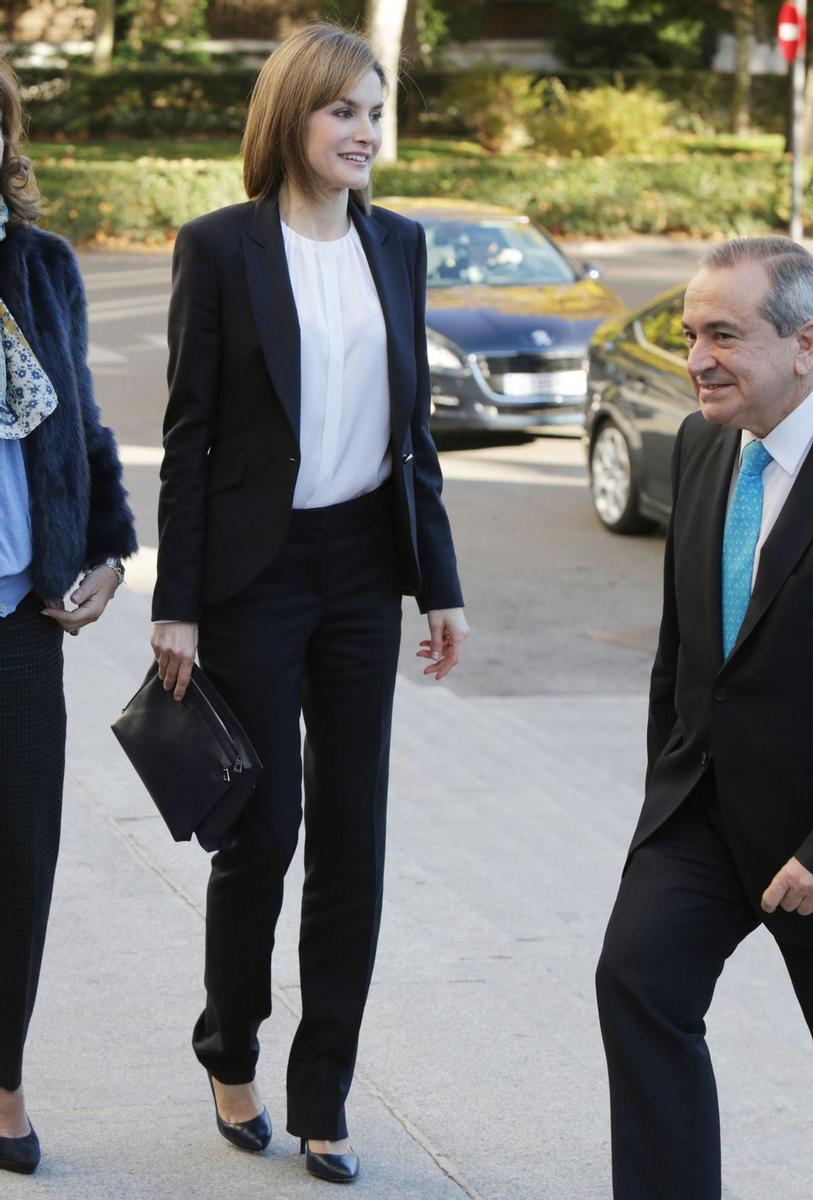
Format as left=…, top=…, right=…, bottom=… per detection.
left=682, top=261, right=812, bottom=436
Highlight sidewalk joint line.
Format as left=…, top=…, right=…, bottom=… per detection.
left=72, top=772, right=483, bottom=1198
left=270, top=984, right=483, bottom=1199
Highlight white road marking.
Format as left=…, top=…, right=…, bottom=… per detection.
left=120, top=445, right=163, bottom=466
left=82, top=268, right=171, bottom=290
left=438, top=456, right=585, bottom=487
left=125, top=545, right=158, bottom=594
left=88, top=343, right=128, bottom=366
left=88, top=295, right=169, bottom=323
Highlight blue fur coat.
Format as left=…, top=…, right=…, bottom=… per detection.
left=0, top=222, right=137, bottom=597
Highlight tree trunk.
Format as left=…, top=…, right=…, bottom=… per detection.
left=92, top=0, right=115, bottom=71
left=366, top=0, right=409, bottom=164
left=402, top=0, right=418, bottom=62
left=730, top=0, right=754, bottom=135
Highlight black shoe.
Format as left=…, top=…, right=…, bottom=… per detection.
left=207, top=1074, right=271, bottom=1153
left=301, top=1137, right=359, bottom=1183
left=0, top=1125, right=40, bottom=1175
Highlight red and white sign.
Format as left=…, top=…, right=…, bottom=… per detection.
left=778, top=2, right=807, bottom=62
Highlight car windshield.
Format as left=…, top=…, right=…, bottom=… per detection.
left=422, top=218, right=577, bottom=289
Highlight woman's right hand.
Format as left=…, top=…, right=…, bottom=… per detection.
left=150, top=621, right=199, bottom=701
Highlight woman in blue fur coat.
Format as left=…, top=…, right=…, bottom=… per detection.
left=0, top=61, right=136, bottom=1174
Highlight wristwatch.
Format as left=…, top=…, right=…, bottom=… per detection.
left=88, top=557, right=125, bottom=585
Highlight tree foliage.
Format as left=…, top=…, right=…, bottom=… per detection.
left=554, top=0, right=712, bottom=69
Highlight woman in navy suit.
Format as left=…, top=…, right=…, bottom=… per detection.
left=150, top=24, right=467, bottom=1183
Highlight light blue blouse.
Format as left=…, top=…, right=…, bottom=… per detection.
left=0, top=376, right=33, bottom=618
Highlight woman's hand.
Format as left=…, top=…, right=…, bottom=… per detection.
left=41, top=566, right=121, bottom=637
left=417, top=608, right=469, bottom=681
left=150, top=621, right=199, bottom=701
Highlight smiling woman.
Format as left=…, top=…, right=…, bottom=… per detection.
left=150, top=22, right=466, bottom=1186
left=241, top=25, right=386, bottom=214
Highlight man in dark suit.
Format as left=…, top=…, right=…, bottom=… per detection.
left=596, top=237, right=813, bottom=1200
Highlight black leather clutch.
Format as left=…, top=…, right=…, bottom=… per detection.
left=111, top=662, right=262, bottom=851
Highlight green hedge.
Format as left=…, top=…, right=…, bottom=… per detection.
left=19, top=63, right=790, bottom=141
left=34, top=152, right=801, bottom=244
left=20, top=66, right=257, bottom=137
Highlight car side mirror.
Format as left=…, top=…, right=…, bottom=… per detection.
left=582, top=261, right=602, bottom=280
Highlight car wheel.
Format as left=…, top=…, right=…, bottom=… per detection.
left=589, top=421, right=653, bottom=535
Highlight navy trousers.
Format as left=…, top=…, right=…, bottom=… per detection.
left=596, top=772, right=813, bottom=1200
left=0, top=593, right=65, bottom=1090
left=194, top=484, right=402, bottom=1140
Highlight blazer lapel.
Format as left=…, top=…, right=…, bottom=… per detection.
left=702, top=425, right=740, bottom=671
left=350, top=202, right=415, bottom=451
left=241, top=197, right=301, bottom=442
left=731, top=439, right=813, bottom=655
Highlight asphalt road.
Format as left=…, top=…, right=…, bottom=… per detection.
left=79, top=237, right=700, bottom=700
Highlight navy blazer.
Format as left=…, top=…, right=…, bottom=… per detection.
left=153, top=196, right=463, bottom=621
left=0, top=223, right=136, bottom=599
left=632, top=409, right=813, bottom=942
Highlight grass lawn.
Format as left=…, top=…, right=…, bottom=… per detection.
left=27, top=134, right=805, bottom=245
left=29, top=132, right=789, bottom=166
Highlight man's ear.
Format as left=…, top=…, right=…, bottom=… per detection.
left=795, top=321, right=813, bottom=375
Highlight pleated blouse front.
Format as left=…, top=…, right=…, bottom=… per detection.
left=281, top=220, right=391, bottom=510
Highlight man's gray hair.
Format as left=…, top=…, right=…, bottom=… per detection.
left=701, top=237, right=813, bottom=337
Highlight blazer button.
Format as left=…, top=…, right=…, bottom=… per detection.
left=288, top=456, right=297, bottom=464
left=700, top=751, right=708, bottom=766
left=714, top=687, right=728, bottom=702
left=402, top=452, right=414, bottom=464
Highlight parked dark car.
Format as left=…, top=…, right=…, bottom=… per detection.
left=381, top=198, right=627, bottom=432
left=584, top=284, right=696, bottom=534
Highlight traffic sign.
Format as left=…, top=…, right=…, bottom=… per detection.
left=778, top=2, right=807, bottom=62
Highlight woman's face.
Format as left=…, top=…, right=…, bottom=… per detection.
left=304, top=69, right=383, bottom=195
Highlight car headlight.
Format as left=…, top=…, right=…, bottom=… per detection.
left=426, top=331, right=467, bottom=372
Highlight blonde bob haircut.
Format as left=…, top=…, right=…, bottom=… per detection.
left=0, top=60, right=41, bottom=224
left=242, top=24, right=386, bottom=215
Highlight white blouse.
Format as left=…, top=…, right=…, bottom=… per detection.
left=281, top=220, right=391, bottom=509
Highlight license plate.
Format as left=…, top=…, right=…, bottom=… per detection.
left=501, top=370, right=586, bottom=397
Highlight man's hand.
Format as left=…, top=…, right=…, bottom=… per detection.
left=41, top=566, right=120, bottom=636
left=416, top=608, right=469, bottom=681
left=761, top=856, right=813, bottom=916
left=150, top=621, right=198, bottom=701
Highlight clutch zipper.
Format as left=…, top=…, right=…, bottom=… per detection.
left=189, top=677, right=244, bottom=783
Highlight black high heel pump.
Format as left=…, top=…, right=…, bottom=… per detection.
left=300, top=1136, right=359, bottom=1183
left=0, top=1125, right=40, bottom=1175
left=207, top=1073, right=271, bottom=1153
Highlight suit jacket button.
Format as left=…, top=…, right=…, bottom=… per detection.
left=700, top=751, right=708, bottom=766
left=288, top=456, right=297, bottom=463
left=714, top=687, right=728, bottom=702
left=402, top=452, right=413, bottom=463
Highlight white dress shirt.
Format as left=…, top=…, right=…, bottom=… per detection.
left=281, top=220, right=391, bottom=509
left=731, top=389, right=813, bottom=587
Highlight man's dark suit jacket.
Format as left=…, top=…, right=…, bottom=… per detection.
left=152, top=196, right=463, bottom=623
left=632, top=409, right=813, bottom=941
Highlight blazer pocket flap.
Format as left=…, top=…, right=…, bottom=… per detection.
left=207, top=450, right=245, bottom=496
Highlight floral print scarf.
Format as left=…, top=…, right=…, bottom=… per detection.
left=0, top=202, right=59, bottom=439
left=0, top=297, right=59, bottom=439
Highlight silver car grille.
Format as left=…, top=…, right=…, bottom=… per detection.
left=476, top=354, right=586, bottom=399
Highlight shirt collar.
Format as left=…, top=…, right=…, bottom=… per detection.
left=741, top=389, right=813, bottom=477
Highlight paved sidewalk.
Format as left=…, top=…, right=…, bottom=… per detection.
left=5, top=584, right=813, bottom=1200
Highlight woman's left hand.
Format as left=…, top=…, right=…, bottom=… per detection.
left=417, top=608, right=469, bottom=681
left=41, top=566, right=121, bottom=636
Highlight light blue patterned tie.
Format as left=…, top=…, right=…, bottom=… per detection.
left=721, top=439, right=773, bottom=658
